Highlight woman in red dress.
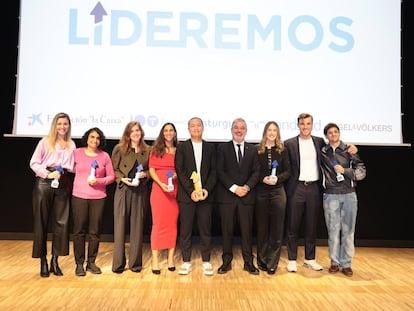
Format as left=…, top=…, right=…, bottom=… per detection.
left=149, top=122, right=179, bottom=274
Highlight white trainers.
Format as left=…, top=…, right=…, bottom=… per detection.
left=178, top=262, right=192, bottom=275
left=202, top=262, right=214, bottom=276
left=287, top=260, right=297, bottom=272
left=304, top=259, right=323, bottom=271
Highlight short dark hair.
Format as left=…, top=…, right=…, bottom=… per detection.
left=323, top=123, right=340, bottom=136
left=81, top=127, right=107, bottom=149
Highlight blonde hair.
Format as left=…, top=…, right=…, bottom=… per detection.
left=46, top=112, right=72, bottom=151
left=257, top=121, right=284, bottom=154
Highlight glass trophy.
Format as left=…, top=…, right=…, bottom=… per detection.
left=131, top=164, right=143, bottom=186
left=51, top=165, right=63, bottom=189
left=87, top=160, right=98, bottom=182
left=167, top=170, right=174, bottom=192
left=269, top=160, right=278, bottom=183
left=332, top=160, right=344, bottom=182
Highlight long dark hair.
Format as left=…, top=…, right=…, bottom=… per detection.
left=151, top=122, right=177, bottom=157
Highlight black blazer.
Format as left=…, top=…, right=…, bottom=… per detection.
left=215, top=141, right=260, bottom=205
left=175, top=139, right=217, bottom=203
left=284, top=135, right=325, bottom=197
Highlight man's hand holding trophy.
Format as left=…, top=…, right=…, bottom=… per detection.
left=190, top=171, right=207, bottom=202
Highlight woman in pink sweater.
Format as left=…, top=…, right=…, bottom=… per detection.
left=72, top=127, right=115, bottom=276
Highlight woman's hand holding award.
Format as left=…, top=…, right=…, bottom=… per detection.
left=190, top=171, right=205, bottom=201
left=269, top=160, right=278, bottom=184
left=51, top=165, right=63, bottom=189
left=88, top=160, right=98, bottom=183
left=167, top=170, right=174, bottom=192
left=131, top=164, right=143, bottom=186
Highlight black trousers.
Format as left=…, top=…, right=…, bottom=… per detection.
left=71, top=196, right=105, bottom=264
left=255, top=186, right=287, bottom=270
left=219, top=200, right=254, bottom=264
left=286, top=182, right=322, bottom=261
left=178, top=201, right=212, bottom=262
left=32, top=176, right=71, bottom=258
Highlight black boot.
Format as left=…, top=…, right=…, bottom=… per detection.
left=50, top=256, right=63, bottom=276
left=40, top=257, right=49, bottom=277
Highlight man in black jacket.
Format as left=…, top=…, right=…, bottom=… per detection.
left=175, top=117, right=217, bottom=276
left=215, top=118, right=261, bottom=275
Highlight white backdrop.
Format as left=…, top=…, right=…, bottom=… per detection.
left=13, top=0, right=401, bottom=144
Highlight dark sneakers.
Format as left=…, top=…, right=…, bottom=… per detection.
left=342, top=267, right=353, bottom=277
left=328, top=264, right=340, bottom=273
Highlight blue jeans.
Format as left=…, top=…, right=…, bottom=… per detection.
left=323, top=192, right=358, bottom=268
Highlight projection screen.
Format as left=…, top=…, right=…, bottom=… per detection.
left=13, top=0, right=401, bottom=145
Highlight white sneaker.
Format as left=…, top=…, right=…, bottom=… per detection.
left=202, top=262, right=214, bottom=276
left=178, top=262, right=192, bottom=275
left=287, top=260, right=297, bottom=272
left=304, top=259, right=323, bottom=271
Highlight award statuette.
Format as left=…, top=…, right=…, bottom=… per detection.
left=332, top=160, right=344, bottom=182
left=131, top=164, right=143, bottom=186
left=51, top=165, right=63, bottom=189
left=87, top=160, right=98, bottom=182
left=167, top=170, right=174, bottom=192
left=269, top=160, right=278, bottom=182
left=190, top=171, right=204, bottom=200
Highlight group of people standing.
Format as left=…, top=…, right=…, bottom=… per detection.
left=29, top=112, right=365, bottom=279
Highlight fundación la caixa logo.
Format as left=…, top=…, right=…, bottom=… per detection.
left=67, top=1, right=355, bottom=52
left=28, top=113, right=43, bottom=127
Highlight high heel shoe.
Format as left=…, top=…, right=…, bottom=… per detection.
left=152, top=269, right=161, bottom=275
left=50, top=256, right=63, bottom=276
left=40, top=257, right=49, bottom=277
left=167, top=258, right=175, bottom=272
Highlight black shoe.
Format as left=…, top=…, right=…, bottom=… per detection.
left=152, top=269, right=161, bottom=275
left=217, top=262, right=232, bottom=274
left=168, top=266, right=176, bottom=272
left=131, top=267, right=142, bottom=273
left=50, top=256, right=63, bottom=276
left=267, top=268, right=276, bottom=275
left=86, top=263, right=102, bottom=274
left=244, top=263, right=259, bottom=275
left=75, top=264, right=86, bottom=276
left=112, top=269, right=124, bottom=274
left=257, top=261, right=267, bottom=271
left=40, top=257, right=49, bottom=278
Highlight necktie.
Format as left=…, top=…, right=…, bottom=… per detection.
left=237, top=144, right=243, bottom=166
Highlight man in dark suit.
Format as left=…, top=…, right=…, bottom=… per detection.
left=216, top=118, right=261, bottom=275
left=175, top=117, right=217, bottom=276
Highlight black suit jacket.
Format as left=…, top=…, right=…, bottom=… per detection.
left=175, top=139, right=217, bottom=203
left=216, top=141, right=260, bottom=205
left=284, top=135, right=325, bottom=197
